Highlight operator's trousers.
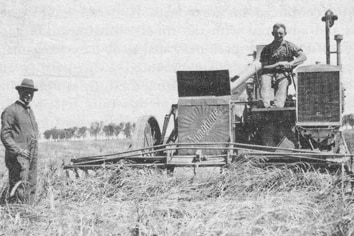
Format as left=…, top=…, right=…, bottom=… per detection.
left=260, top=73, right=289, bottom=108
left=5, top=149, right=38, bottom=204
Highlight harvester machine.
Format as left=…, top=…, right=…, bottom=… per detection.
left=64, top=10, right=353, bottom=174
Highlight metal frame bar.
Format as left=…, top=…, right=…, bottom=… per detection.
left=64, top=140, right=353, bottom=171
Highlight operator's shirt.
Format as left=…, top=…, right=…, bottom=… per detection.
left=260, top=40, right=303, bottom=71
left=1, top=100, right=38, bottom=156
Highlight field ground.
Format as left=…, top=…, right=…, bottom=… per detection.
left=0, top=132, right=353, bottom=235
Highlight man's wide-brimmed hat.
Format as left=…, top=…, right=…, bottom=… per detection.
left=15, top=78, right=38, bottom=92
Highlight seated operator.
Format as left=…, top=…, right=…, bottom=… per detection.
left=260, top=23, right=307, bottom=108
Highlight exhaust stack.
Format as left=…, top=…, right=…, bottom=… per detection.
left=321, top=9, right=338, bottom=65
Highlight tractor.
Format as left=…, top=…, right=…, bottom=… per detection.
left=65, top=9, right=352, bottom=173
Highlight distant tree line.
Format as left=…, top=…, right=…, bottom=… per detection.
left=343, top=114, right=354, bottom=129
left=43, top=121, right=135, bottom=141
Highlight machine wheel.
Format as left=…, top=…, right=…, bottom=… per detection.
left=133, top=116, right=162, bottom=156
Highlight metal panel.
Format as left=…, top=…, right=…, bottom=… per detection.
left=178, top=98, right=230, bottom=155
left=177, top=70, right=230, bottom=97
left=297, top=68, right=341, bottom=125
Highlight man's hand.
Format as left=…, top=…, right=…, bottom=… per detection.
left=277, top=61, right=292, bottom=69
left=263, top=61, right=292, bottom=72
left=19, top=149, right=31, bottom=159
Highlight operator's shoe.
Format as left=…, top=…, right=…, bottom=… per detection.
left=255, top=100, right=266, bottom=108
left=269, top=101, right=280, bottom=108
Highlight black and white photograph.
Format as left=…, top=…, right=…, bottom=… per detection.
left=0, top=0, right=353, bottom=235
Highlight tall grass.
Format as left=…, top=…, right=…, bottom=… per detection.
left=0, top=139, right=353, bottom=235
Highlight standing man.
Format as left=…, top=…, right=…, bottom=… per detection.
left=260, top=23, right=307, bottom=108
left=1, top=78, right=39, bottom=204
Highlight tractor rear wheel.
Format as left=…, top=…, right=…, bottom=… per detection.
left=132, top=116, right=162, bottom=155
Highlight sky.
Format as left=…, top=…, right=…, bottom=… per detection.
left=0, top=0, right=353, bottom=132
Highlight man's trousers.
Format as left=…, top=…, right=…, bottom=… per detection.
left=260, top=73, right=289, bottom=108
